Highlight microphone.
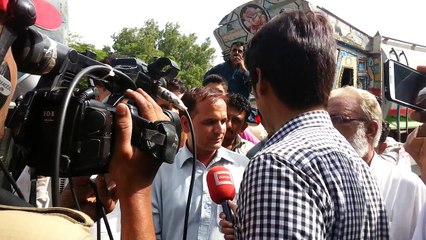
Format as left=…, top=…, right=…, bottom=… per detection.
left=12, top=27, right=73, bottom=76
left=206, top=166, right=235, bottom=223
left=0, top=0, right=62, bottom=65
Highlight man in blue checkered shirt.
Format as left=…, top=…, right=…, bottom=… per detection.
left=220, top=10, right=390, bottom=239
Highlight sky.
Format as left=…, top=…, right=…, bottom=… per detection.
left=68, top=0, right=426, bottom=65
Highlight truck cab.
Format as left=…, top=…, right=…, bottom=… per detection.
left=213, top=0, right=426, bottom=142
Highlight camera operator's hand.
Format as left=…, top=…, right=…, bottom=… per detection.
left=109, top=88, right=168, bottom=240
left=109, top=88, right=168, bottom=193
left=405, top=65, right=426, bottom=184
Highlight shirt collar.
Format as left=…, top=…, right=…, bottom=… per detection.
left=264, top=110, right=332, bottom=149
left=232, top=135, right=244, bottom=151
left=177, top=144, right=235, bottom=168
left=369, top=152, right=381, bottom=170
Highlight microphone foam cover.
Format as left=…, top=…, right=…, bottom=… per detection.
left=206, top=166, right=235, bottom=204
left=0, top=0, right=9, bottom=11
left=33, top=0, right=62, bottom=30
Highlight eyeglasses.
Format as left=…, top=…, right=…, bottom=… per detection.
left=330, top=115, right=369, bottom=124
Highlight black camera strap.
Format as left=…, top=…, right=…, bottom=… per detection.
left=139, top=120, right=179, bottom=164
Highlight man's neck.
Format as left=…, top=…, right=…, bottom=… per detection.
left=186, top=142, right=218, bottom=167
left=197, top=151, right=218, bottom=167
left=228, top=60, right=239, bottom=69
left=222, top=137, right=237, bottom=150
left=268, top=105, right=325, bottom=134
left=362, top=149, right=375, bottom=166
left=256, top=84, right=325, bottom=134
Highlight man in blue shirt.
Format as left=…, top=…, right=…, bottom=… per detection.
left=204, top=42, right=252, bottom=99
left=151, top=87, right=249, bottom=240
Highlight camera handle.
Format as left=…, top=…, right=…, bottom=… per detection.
left=126, top=105, right=179, bottom=164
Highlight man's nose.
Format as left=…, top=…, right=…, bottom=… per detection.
left=226, top=119, right=232, bottom=128
left=214, top=122, right=226, bottom=134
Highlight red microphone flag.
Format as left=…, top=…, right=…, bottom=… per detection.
left=206, top=166, right=236, bottom=204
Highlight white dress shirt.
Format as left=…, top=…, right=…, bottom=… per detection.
left=91, top=201, right=121, bottom=240
left=370, top=153, right=426, bottom=240
left=152, top=145, right=249, bottom=240
left=232, top=135, right=254, bottom=156
left=412, top=202, right=426, bottom=240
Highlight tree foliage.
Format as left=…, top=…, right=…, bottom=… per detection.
left=111, top=20, right=215, bottom=88
left=67, top=20, right=216, bottom=88
left=67, top=33, right=110, bottom=61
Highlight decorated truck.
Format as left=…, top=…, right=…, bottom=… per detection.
left=213, top=0, right=426, bottom=141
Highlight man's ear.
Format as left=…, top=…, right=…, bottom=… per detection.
left=366, top=120, right=379, bottom=144
left=180, top=115, right=190, bottom=133
left=252, top=67, right=261, bottom=97
left=255, top=67, right=270, bottom=96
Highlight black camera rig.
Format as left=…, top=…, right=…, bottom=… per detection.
left=6, top=27, right=181, bottom=178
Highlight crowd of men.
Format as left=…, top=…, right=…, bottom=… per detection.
left=1, top=7, right=426, bottom=240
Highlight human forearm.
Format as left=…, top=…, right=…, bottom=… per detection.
left=109, top=89, right=166, bottom=239
left=404, top=126, right=426, bottom=183
left=119, top=187, right=155, bottom=240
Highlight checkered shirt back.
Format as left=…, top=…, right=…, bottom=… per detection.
left=235, top=110, right=389, bottom=239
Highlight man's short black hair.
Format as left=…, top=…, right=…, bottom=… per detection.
left=166, top=78, right=187, bottom=95
left=230, top=41, right=246, bottom=51
left=226, top=93, right=251, bottom=121
left=181, top=86, right=227, bottom=116
left=203, top=74, right=229, bottom=92
left=245, top=10, right=337, bottom=110
left=379, top=121, right=391, bottom=144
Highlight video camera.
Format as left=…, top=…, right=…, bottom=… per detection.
left=5, top=27, right=181, bottom=178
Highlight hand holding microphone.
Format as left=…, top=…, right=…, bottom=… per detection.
left=206, top=166, right=236, bottom=223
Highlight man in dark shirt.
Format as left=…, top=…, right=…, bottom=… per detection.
left=204, top=42, right=252, bottom=99
left=220, top=10, right=389, bottom=239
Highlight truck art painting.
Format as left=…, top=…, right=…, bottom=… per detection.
left=213, top=0, right=426, bottom=141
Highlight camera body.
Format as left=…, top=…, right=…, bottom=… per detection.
left=6, top=29, right=181, bottom=177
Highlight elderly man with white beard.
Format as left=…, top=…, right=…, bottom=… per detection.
left=327, top=86, right=426, bottom=240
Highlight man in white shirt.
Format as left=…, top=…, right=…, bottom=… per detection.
left=413, top=203, right=426, bottom=240
left=151, top=87, right=249, bottom=240
left=327, top=86, right=426, bottom=240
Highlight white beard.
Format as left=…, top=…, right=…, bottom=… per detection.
left=348, top=124, right=369, bottom=158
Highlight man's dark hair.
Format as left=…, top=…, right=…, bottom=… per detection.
left=379, top=121, right=391, bottom=144
left=166, top=78, right=188, bottom=95
left=245, top=10, right=337, bottom=110
left=230, top=41, right=246, bottom=51
left=226, top=93, right=251, bottom=121
left=203, top=74, right=229, bottom=91
left=181, top=86, right=227, bottom=116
